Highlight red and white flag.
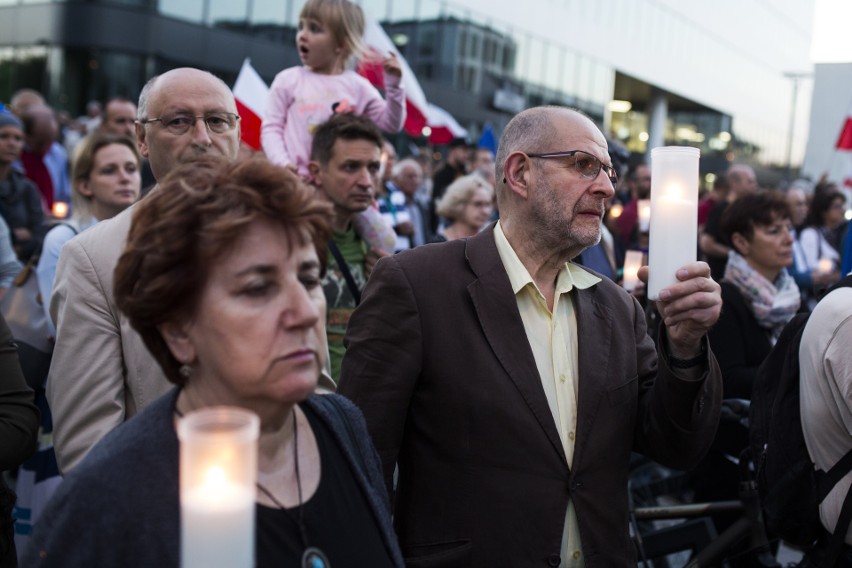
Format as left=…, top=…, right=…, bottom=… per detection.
left=232, top=59, right=268, bottom=151
left=425, top=103, right=468, bottom=145
left=358, top=16, right=433, bottom=140
left=835, top=100, right=852, bottom=189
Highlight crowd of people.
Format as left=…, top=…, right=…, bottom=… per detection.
left=0, top=0, right=850, bottom=566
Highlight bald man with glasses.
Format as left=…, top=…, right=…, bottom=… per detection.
left=338, top=106, right=723, bottom=567
left=47, top=68, right=244, bottom=473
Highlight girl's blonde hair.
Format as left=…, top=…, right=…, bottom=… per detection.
left=299, top=0, right=368, bottom=63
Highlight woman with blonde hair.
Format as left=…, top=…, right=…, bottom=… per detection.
left=435, top=173, right=494, bottom=241
left=36, top=132, right=140, bottom=334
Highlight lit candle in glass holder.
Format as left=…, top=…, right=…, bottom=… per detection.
left=637, top=199, right=651, bottom=233
left=178, top=407, right=259, bottom=568
left=648, top=147, right=700, bottom=301
left=817, top=258, right=833, bottom=274
left=622, top=250, right=644, bottom=292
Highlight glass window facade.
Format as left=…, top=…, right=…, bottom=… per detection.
left=0, top=0, right=814, bottom=170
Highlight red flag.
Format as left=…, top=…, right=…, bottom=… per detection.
left=232, top=59, right=268, bottom=151
left=837, top=116, right=852, bottom=150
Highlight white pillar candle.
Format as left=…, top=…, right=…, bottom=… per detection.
left=648, top=147, right=700, bottom=301
left=622, top=250, right=644, bottom=292
left=178, top=407, right=259, bottom=568
left=637, top=199, right=651, bottom=233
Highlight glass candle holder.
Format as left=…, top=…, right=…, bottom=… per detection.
left=178, top=406, right=259, bottom=568
left=648, top=147, right=700, bottom=300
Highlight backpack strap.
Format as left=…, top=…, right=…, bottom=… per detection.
left=818, top=448, right=852, bottom=501
left=822, top=478, right=852, bottom=568
left=328, top=240, right=362, bottom=306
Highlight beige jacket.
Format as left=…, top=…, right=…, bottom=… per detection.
left=47, top=205, right=166, bottom=473
left=48, top=202, right=334, bottom=473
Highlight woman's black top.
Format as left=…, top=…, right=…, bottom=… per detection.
left=256, top=403, right=394, bottom=568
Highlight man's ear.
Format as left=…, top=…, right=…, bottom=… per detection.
left=158, top=321, right=196, bottom=365
left=730, top=232, right=750, bottom=257
left=135, top=121, right=149, bottom=159
left=502, top=152, right=532, bottom=199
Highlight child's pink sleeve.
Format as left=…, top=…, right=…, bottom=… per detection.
left=261, top=70, right=296, bottom=167
left=361, top=72, right=406, bottom=133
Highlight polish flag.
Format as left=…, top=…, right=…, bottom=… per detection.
left=232, top=59, right=268, bottom=151
left=359, top=15, right=430, bottom=139
left=836, top=101, right=852, bottom=188
left=426, top=103, right=468, bottom=145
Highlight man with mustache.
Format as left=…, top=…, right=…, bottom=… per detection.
left=338, top=106, right=724, bottom=566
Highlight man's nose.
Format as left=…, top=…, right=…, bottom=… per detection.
left=593, top=169, right=616, bottom=198
left=357, top=167, right=373, bottom=187
left=190, top=118, right=213, bottom=146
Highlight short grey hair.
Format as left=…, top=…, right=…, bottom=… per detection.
left=137, top=75, right=159, bottom=120
left=136, top=69, right=233, bottom=120
left=391, top=157, right=422, bottom=179
left=494, top=106, right=568, bottom=186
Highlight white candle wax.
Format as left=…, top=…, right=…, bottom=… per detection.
left=622, top=250, right=644, bottom=292
left=181, top=477, right=255, bottom=568
left=648, top=147, right=699, bottom=300
left=178, top=407, right=258, bottom=568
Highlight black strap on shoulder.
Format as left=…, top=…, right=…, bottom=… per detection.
left=328, top=240, right=361, bottom=306
left=803, top=276, right=852, bottom=565
left=823, top=476, right=852, bottom=568
left=55, top=222, right=79, bottom=236
left=820, top=449, right=852, bottom=500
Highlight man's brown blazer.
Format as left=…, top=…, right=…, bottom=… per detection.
left=339, top=224, right=722, bottom=567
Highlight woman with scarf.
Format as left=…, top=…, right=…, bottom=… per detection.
left=708, top=191, right=801, bottom=400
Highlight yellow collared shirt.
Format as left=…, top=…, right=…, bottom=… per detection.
left=494, top=221, right=601, bottom=568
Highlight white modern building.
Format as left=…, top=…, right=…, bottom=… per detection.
left=1, top=0, right=817, bottom=182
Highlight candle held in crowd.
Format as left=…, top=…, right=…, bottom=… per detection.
left=622, top=250, right=644, bottom=292
left=637, top=200, right=651, bottom=233
left=178, top=407, right=259, bottom=568
left=648, top=147, right=700, bottom=301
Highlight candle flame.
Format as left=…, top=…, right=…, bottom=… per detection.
left=52, top=201, right=69, bottom=218
left=205, top=466, right=227, bottom=489
left=664, top=184, right=684, bottom=200
left=609, top=203, right=624, bottom=219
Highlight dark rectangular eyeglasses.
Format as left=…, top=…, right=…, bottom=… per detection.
left=526, top=150, right=618, bottom=189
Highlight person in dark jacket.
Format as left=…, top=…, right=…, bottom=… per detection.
left=24, top=157, right=402, bottom=567
left=0, top=312, right=39, bottom=568
left=0, top=113, right=44, bottom=262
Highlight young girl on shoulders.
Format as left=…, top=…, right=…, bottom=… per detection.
left=261, top=0, right=405, bottom=178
